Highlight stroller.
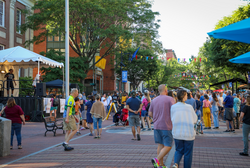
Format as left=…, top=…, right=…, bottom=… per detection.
left=113, top=111, right=122, bottom=126
left=113, top=108, right=129, bottom=126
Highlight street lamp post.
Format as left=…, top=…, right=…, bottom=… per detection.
left=65, top=0, right=69, bottom=97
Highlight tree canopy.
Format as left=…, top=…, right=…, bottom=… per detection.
left=22, top=0, right=161, bottom=75
left=115, top=48, right=158, bottom=89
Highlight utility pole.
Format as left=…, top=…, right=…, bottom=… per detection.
left=65, top=0, right=69, bottom=97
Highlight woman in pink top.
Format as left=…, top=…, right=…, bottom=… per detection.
left=203, top=94, right=212, bottom=129
left=141, top=91, right=152, bottom=131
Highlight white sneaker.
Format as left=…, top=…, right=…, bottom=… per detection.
left=172, top=163, right=178, bottom=168
left=80, top=127, right=85, bottom=130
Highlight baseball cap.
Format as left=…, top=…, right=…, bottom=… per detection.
left=131, top=91, right=136, bottom=98
left=233, top=93, right=237, bottom=96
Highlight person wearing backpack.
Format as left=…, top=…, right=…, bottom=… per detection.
left=141, top=91, right=152, bottom=131
left=50, top=94, right=58, bottom=118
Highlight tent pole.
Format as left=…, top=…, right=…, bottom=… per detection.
left=38, top=58, right=40, bottom=76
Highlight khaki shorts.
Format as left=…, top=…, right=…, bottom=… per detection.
left=63, top=115, right=77, bottom=131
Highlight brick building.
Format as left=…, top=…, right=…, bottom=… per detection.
left=166, top=49, right=177, bottom=60
left=0, top=0, right=34, bottom=77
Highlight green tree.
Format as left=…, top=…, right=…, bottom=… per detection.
left=206, top=4, right=250, bottom=80
left=40, top=50, right=88, bottom=91
left=21, top=0, right=160, bottom=75
left=19, top=77, right=33, bottom=97
left=115, top=48, right=158, bottom=89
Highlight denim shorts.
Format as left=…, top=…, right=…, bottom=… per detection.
left=92, top=116, right=102, bottom=130
left=141, top=110, right=148, bottom=117
left=154, top=129, right=173, bottom=147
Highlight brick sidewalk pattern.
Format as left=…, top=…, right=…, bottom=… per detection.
left=0, top=119, right=250, bottom=168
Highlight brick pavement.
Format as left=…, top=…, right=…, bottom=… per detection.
left=0, top=119, right=250, bottom=168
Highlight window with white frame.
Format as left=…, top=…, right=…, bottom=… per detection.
left=0, top=0, right=4, bottom=27
left=16, top=9, right=21, bottom=33
left=0, top=44, right=4, bottom=50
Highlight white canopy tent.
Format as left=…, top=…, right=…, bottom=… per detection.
left=0, top=46, right=64, bottom=97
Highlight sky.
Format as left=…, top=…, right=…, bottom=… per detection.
left=151, top=0, right=248, bottom=59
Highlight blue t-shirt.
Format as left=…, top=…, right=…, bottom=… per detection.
left=200, top=96, right=205, bottom=110
left=224, top=95, right=234, bottom=108
left=126, top=97, right=141, bottom=116
left=85, top=100, right=95, bottom=114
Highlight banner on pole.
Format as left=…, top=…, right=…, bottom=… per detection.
left=122, top=71, right=128, bottom=83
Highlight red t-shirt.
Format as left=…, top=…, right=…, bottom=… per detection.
left=5, top=105, right=24, bottom=124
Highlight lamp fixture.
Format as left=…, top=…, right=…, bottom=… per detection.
left=1, top=70, right=6, bottom=74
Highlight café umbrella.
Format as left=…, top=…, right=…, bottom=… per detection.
left=207, top=17, right=250, bottom=44
left=208, top=17, right=250, bottom=64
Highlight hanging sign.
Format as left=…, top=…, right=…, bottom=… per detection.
left=122, top=71, right=128, bottom=83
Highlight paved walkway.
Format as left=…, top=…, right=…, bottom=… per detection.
left=0, top=118, right=249, bottom=168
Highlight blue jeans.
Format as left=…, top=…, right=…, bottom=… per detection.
left=196, top=110, right=203, bottom=131
left=243, top=123, right=250, bottom=154
left=107, top=105, right=110, bottom=113
left=11, top=123, right=22, bottom=146
left=93, top=116, right=102, bottom=130
left=212, top=110, right=219, bottom=128
left=174, top=139, right=194, bottom=168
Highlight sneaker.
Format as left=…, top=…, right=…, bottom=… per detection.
left=18, top=145, right=22, bottom=149
left=172, top=163, right=178, bottom=168
left=80, top=127, right=85, bottom=130
left=137, top=134, right=141, bottom=141
left=64, top=145, right=74, bottom=151
left=76, top=132, right=81, bottom=135
left=148, top=128, right=152, bottom=131
left=239, top=152, right=249, bottom=156
left=89, top=133, right=93, bottom=136
left=231, top=130, right=235, bottom=133
left=160, top=166, right=167, bottom=168
left=142, top=128, right=146, bottom=131
left=10, top=146, right=13, bottom=149
left=151, top=158, right=160, bottom=168
left=62, top=142, right=67, bottom=147
left=224, top=130, right=230, bottom=132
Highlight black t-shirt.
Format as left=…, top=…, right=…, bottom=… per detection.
left=5, top=73, right=14, bottom=81
left=196, top=100, right=201, bottom=110
left=242, top=105, right=250, bottom=125
left=112, top=95, right=119, bottom=103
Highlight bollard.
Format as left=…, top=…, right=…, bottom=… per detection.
left=0, top=117, right=11, bottom=157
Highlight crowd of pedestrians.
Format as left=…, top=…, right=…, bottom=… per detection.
left=1, top=84, right=249, bottom=167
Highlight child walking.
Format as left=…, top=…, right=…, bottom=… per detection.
left=75, top=97, right=81, bottom=135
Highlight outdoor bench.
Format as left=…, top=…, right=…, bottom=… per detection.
left=43, top=116, right=65, bottom=136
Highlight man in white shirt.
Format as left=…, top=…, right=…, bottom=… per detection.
left=106, top=93, right=112, bottom=113
left=218, top=92, right=224, bottom=120
left=101, top=94, right=108, bottom=113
